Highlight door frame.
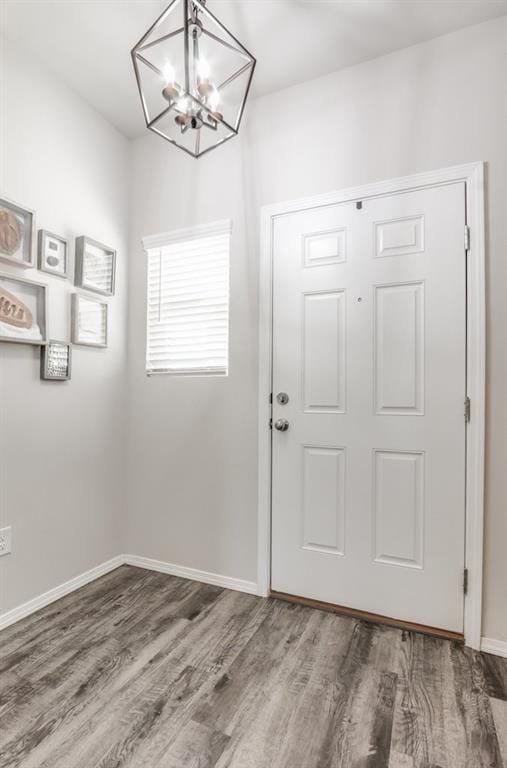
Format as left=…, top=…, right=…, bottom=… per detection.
left=257, top=162, right=485, bottom=649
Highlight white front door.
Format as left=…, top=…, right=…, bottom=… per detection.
left=271, top=182, right=467, bottom=633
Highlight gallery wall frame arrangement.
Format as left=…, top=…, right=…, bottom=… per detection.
left=75, top=235, right=116, bottom=297
left=0, top=196, right=36, bottom=268
left=0, top=272, right=48, bottom=345
left=38, top=230, right=70, bottom=279
left=40, top=340, right=72, bottom=381
left=71, top=292, right=108, bottom=348
left=0, top=194, right=117, bottom=367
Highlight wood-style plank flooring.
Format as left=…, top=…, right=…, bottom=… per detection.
left=0, top=565, right=506, bottom=767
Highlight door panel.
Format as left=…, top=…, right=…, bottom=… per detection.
left=303, top=290, right=346, bottom=412
left=373, top=449, right=424, bottom=569
left=374, top=215, right=425, bottom=258
left=271, top=182, right=466, bottom=632
left=303, top=228, right=347, bottom=267
left=374, top=281, right=424, bottom=414
left=302, top=445, right=346, bottom=555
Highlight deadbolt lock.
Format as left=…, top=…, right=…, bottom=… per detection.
left=276, top=392, right=289, bottom=405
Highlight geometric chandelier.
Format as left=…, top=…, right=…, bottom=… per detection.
left=131, top=0, right=256, bottom=158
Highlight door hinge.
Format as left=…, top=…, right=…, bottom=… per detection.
left=463, top=568, right=469, bottom=595
left=464, top=396, right=471, bottom=422
left=464, top=225, right=470, bottom=252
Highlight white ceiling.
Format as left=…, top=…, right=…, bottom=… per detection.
left=2, top=0, right=506, bottom=138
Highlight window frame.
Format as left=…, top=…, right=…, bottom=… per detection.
left=143, top=219, right=232, bottom=378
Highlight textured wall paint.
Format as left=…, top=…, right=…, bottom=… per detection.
left=126, top=18, right=507, bottom=642
left=0, top=42, right=129, bottom=612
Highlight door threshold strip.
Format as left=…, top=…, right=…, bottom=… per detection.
left=270, top=590, right=464, bottom=642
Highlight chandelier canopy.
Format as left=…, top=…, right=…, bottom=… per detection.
left=131, top=0, right=256, bottom=158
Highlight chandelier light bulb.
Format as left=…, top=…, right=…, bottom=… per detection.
left=197, top=57, right=213, bottom=98
left=161, top=61, right=180, bottom=101
left=162, top=62, right=175, bottom=85
left=197, top=58, right=211, bottom=81
left=208, top=88, right=220, bottom=111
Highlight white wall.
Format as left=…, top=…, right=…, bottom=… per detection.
left=0, top=41, right=129, bottom=612
left=126, top=17, right=507, bottom=642
left=126, top=143, right=258, bottom=582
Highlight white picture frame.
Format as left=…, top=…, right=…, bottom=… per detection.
left=0, top=197, right=36, bottom=268
left=71, top=293, right=108, bottom=348
left=75, top=236, right=116, bottom=296
left=38, top=230, right=70, bottom=279
left=0, top=272, right=48, bottom=345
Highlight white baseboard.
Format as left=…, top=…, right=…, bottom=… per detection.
left=0, top=555, right=124, bottom=632
left=7, top=557, right=505, bottom=658
left=0, top=554, right=259, bottom=632
left=124, top=554, right=258, bottom=595
left=481, top=637, right=507, bottom=658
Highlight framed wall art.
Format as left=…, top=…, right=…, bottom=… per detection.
left=0, top=272, right=48, bottom=345
left=71, top=293, right=108, bottom=348
left=0, top=197, right=35, bottom=268
left=75, top=236, right=116, bottom=296
left=41, top=341, right=72, bottom=381
left=38, top=230, right=70, bottom=279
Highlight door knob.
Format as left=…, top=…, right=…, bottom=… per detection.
left=274, top=418, right=289, bottom=432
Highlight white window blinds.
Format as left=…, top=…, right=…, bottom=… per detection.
left=144, top=221, right=231, bottom=376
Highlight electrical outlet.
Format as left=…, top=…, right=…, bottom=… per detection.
left=0, top=526, right=12, bottom=557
